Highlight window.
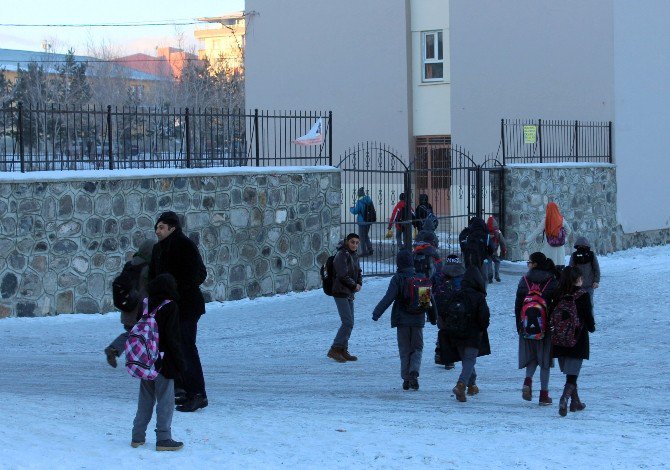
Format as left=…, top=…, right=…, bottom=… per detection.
left=422, top=31, right=444, bottom=82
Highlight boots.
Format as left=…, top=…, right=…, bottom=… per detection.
left=539, top=390, right=553, bottom=406
left=559, top=383, right=577, bottom=417
left=522, top=377, right=532, bottom=401
left=327, top=346, right=346, bottom=363
left=453, top=381, right=467, bottom=402
left=570, top=386, right=586, bottom=412
left=341, top=349, right=358, bottom=361
left=467, top=384, right=479, bottom=396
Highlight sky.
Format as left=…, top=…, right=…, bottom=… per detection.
left=0, top=0, right=245, bottom=56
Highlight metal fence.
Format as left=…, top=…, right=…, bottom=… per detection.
left=501, top=118, right=612, bottom=164
left=0, top=103, right=333, bottom=172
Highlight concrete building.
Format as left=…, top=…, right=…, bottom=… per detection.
left=195, top=12, right=246, bottom=73
left=114, top=47, right=198, bottom=80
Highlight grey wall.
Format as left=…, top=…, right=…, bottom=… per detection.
left=0, top=167, right=341, bottom=318
left=449, top=0, right=614, bottom=158
left=245, top=0, right=413, bottom=160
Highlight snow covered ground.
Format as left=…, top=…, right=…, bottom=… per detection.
left=1, top=245, right=669, bottom=469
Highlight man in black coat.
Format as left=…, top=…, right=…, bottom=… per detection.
left=149, top=211, right=208, bottom=412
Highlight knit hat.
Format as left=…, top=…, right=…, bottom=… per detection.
left=155, top=211, right=181, bottom=230
left=574, top=236, right=591, bottom=248
left=444, top=254, right=461, bottom=264
left=396, top=249, right=414, bottom=269
left=415, top=230, right=439, bottom=248
left=357, top=187, right=366, bottom=197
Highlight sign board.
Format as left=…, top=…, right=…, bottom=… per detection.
left=523, top=125, right=537, bottom=144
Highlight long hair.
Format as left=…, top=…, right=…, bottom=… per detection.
left=545, top=202, right=564, bottom=238
left=557, top=265, right=582, bottom=298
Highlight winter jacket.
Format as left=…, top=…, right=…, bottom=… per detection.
left=459, top=218, right=490, bottom=268
left=551, top=288, right=596, bottom=360
left=526, top=218, right=572, bottom=266
left=514, top=268, right=558, bottom=333
left=433, top=263, right=466, bottom=331
left=413, top=203, right=435, bottom=230
left=439, top=267, right=492, bottom=362
left=119, top=240, right=154, bottom=328
left=569, top=237, right=601, bottom=287
left=151, top=299, right=187, bottom=380
left=332, top=244, right=362, bottom=299
left=388, top=200, right=412, bottom=231
left=489, top=229, right=507, bottom=258
left=149, top=227, right=207, bottom=320
left=371, top=267, right=438, bottom=328
left=350, top=195, right=374, bottom=225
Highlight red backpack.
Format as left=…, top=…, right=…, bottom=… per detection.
left=519, top=277, right=551, bottom=340
left=551, top=290, right=585, bottom=347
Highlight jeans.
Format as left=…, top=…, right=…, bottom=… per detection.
left=396, top=326, right=424, bottom=380
left=332, top=297, right=354, bottom=349
left=457, top=346, right=479, bottom=386
left=358, top=224, right=373, bottom=255
left=132, top=374, right=174, bottom=442
left=486, top=255, right=501, bottom=281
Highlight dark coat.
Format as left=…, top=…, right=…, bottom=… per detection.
left=552, top=288, right=595, bottom=360
left=439, top=267, right=491, bottom=362
left=413, top=203, right=434, bottom=230
left=433, top=263, right=466, bottom=331
left=149, top=227, right=207, bottom=320
left=459, top=218, right=489, bottom=268
left=514, top=268, right=558, bottom=333
left=332, top=243, right=362, bottom=299
left=371, top=267, right=438, bottom=328
left=152, top=300, right=187, bottom=379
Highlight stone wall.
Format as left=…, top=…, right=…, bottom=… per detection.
left=0, top=166, right=341, bottom=318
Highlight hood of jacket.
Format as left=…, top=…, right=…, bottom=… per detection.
left=524, top=267, right=555, bottom=284
left=574, top=236, right=591, bottom=248
left=462, top=266, right=486, bottom=295
left=468, top=217, right=488, bottom=233
left=441, top=263, right=466, bottom=278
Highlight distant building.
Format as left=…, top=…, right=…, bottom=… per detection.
left=195, top=12, right=245, bottom=73
left=113, top=47, right=199, bottom=80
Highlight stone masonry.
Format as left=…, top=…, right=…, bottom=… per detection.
left=0, top=167, right=341, bottom=318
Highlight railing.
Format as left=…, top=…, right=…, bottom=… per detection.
left=501, top=119, right=612, bottom=164
left=0, top=103, right=333, bottom=172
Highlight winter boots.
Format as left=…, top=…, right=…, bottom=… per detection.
left=467, top=384, right=479, bottom=396
left=156, top=439, right=184, bottom=451
left=402, top=380, right=410, bottom=390
left=176, top=394, right=208, bottom=413
left=522, top=377, right=532, bottom=401
left=408, top=371, right=419, bottom=390
left=539, top=390, right=553, bottom=406
left=130, top=441, right=145, bottom=448
left=341, top=349, right=358, bottom=361
left=570, top=387, right=586, bottom=412
left=559, top=383, right=577, bottom=417
left=327, top=346, right=346, bottom=363
left=453, top=381, right=467, bottom=402
left=444, top=362, right=455, bottom=370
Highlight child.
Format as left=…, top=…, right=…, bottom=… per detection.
left=439, top=266, right=491, bottom=402
left=551, top=266, right=596, bottom=417
left=372, top=250, right=437, bottom=391
left=515, top=252, right=558, bottom=405
left=130, top=273, right=187, bottom=451
left=104, top=240, right=154, bottom=367
left=486, top=216, right=507, bottom=283
left=569, top=236, right=601, bottom=303
left=433, top=254, right=465, bottom=370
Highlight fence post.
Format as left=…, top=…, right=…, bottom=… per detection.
left=185, top=108, right=191, bottom=168
left=403, top=170, right=412, bottom=248
left=328, top=111, right=333, bottom=166
left=608, top=121, right=613, bottom=163
left=107, top=105, right=114, bottom=170
left=254, top=108, right=260, bottom=166
left=574, top=120, right=579, bottom=162
left=17, top=102, right=25, bottom=173
left=500, top=119, right=506, bottom=165
left=475, top=165, right=483, bottom=218
left=538, top=118, right=543, bottom=163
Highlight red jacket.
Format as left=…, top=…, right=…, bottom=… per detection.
left=388, top=201, right=412, bottom=230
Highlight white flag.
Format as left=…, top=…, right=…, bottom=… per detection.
left=293, top=119, right=324, bottom=146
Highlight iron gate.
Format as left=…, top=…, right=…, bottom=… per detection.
left=336, top=141, right=504, bottom=276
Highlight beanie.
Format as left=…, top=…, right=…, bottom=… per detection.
left=357, top=187, right=366, bottom=197
left=155, top=211, right=181, bottom=230
left=396, top=250, right=414, bottom=269
left=444, top=254, right=461, bottom=264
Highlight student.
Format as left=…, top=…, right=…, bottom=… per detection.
left=130, top=273, right=187, bottom=451
left=439, top=266, right=491, bottom=402
left=569, top=236, right=601, bottom=303
left=372, top=250, right=437, bottom=391
left=459, top=217, right=490, bottom=286
left=327, top=233, right=363, bottom=363
left=515, top=252, right=558, bottom=406
left=521, top=202, right=571, bottom=269
left=349, top=187, right=374, bottom=257
left=551, top=266, right=596, bottom=417
left=432, top=254, right=465, bottom=370
left=413, top=194, right=438, bottom=233
left=386, top=192, right=413, bottom=249
left=486, top=216, right=507, bottom=283
left=413, top=230, right=442, bottom=279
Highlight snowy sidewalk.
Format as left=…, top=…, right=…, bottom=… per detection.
left=1, top=246, right=669, bottom=468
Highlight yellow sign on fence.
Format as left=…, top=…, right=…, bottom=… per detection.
left=523, top=125, right=537, bottom=144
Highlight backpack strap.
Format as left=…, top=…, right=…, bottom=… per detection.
left=147, top=299, right=171, bottom=317
left=523, top=276, right=531, bottom=291
left=539, top=278, right=552, bottom=294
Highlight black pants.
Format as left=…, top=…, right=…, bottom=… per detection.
left=177, top=315, right=207, bottom=398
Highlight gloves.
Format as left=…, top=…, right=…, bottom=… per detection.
left=385, top=229, right=393, bottom=239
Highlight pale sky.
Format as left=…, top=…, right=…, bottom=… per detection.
left=0, top=0, right=245, bottom=56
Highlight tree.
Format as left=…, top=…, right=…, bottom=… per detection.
left=53, top=49, right=91, bottom=106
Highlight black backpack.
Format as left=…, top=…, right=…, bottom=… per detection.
left=401, top=274, right=433, bottom=314
left=320, top=255, right=336, bottom=296
left=441, top=290, right=471, bottom=338
left=464, top=231, right=489, bottom=266
left=112, top=261, right=147, bottom=312
left=363, top=201, right=377, bottom=223
left=413, top=251, right=436, bottom=278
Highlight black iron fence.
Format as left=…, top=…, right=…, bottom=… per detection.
left=501, top=119, right=612, bottom=164
left=0, top=103, right=332, bottom=172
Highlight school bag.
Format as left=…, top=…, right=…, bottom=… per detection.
left=545, top=227, right=567, bottom=247
left=433, top=273, right=463, bottom=312
left=464, top=231, right=489, bottom=266
left=550, top=290, right=585, bottom=347
left=441, top=290, right=471, bottom=338
left=363, top=201, right=377, bottom=223
left=413, top=250, right=437, bottom=278
left=420, top=207, right=438, bottom=231
left=124, top=299, right=170, bottom=380
left=320, top=254, right=336, bottom=296
left=519, top=277, right=551, bottom=340
left=401, top=274, right=433, bottom=314
left=112, top=260, right=147, bottom=312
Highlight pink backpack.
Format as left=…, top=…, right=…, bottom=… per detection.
left=551, top=290, right=585, bottom=347
left=124, top=298, right=170, bottom=380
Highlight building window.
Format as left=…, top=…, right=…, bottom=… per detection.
left=422, top=31, right=443, bottom=82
